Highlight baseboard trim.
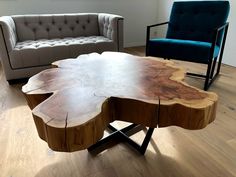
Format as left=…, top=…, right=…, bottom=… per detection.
left=124, top=42, right=145, bottom=48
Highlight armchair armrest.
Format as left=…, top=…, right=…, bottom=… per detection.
left=211, top=22, right=229, bottom=47
left=209, top=22, right=229, bottom=61
left=146, top=21, right=169, bottom=55
left=146, top=22, right=169, bottom=43
left=215, top=22, right=229, bottom=32
left=0, top=16, right=17, bottom=52
left=98, top=13, right=124, bottom=51
left=147, top=22, right=169, bottom=29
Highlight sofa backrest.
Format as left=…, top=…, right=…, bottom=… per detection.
left=12, top=13, right=100, bottom=41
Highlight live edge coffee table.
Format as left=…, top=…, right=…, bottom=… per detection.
left=22, top=52, right=217, bottom=154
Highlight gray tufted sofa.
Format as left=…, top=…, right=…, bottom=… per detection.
left=0, top=13, right=123, bottom=82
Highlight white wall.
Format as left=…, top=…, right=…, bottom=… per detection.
left=0, top=0, right=158, bottom=47
left=156, top=0, right=236, bottom=67
left=1, top=0, right=235, bottom=66
left=224, top=0, right=236, bottom=67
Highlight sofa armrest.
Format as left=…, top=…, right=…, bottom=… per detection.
left=0, top=16, right=17, bottom=79
left=0, top=16, right=17, bottom=52
left=98, top=13, right=124, bottom=51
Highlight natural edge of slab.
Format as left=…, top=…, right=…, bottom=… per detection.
left=146, top=56, right=217, bottom=129
left=24, top=94, right=160, bottom=152
left=32, top=98, right=111, bottom=152
left=22, top=52, right=218, bottom=152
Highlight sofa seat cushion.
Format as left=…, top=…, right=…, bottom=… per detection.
left=9, top=36, right=115, bottom=69
left=148, top=38, right=220, bottom=64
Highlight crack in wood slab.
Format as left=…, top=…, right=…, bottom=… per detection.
left=22, top=52, right=218, bottom=152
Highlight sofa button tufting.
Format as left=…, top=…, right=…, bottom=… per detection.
left=1, top=13, right=123, bottom=79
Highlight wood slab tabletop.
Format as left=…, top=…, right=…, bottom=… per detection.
left=22, top=52, right=218, bottom=152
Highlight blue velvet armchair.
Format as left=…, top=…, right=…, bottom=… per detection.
left=146, top=1, right=230, bottom=90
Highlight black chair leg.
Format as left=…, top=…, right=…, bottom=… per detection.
left=204, top=60, right=213, bottom=91
left=216, top=51, right=224, bottom=75
left=210, top=57, right=217, bottom=79
left=145, top=47, right=149, bottom=56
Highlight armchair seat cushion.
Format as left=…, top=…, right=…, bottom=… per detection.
left=148, top=38, right=220, bottom=63
left=9, top=36, right=114, bottom=69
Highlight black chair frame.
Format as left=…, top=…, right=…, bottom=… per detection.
left=146, top=22, right=229, bottom=90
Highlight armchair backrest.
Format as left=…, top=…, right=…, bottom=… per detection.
left=166, top=1, right=230, bottom=45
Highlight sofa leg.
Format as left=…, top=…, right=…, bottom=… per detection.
left=7, top=80, right=15, bottom=85
left=7, top=78, right=28, bottom=85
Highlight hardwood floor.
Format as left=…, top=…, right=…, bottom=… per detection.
left=0, top=46, right=236, bottom=177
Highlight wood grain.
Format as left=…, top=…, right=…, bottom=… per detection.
left=22, top=52, right=217, bottom=152
left=1, top=46, right=236, bottom=177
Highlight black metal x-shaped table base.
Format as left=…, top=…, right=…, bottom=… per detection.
left=87, top=123, right=155, bottom=155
